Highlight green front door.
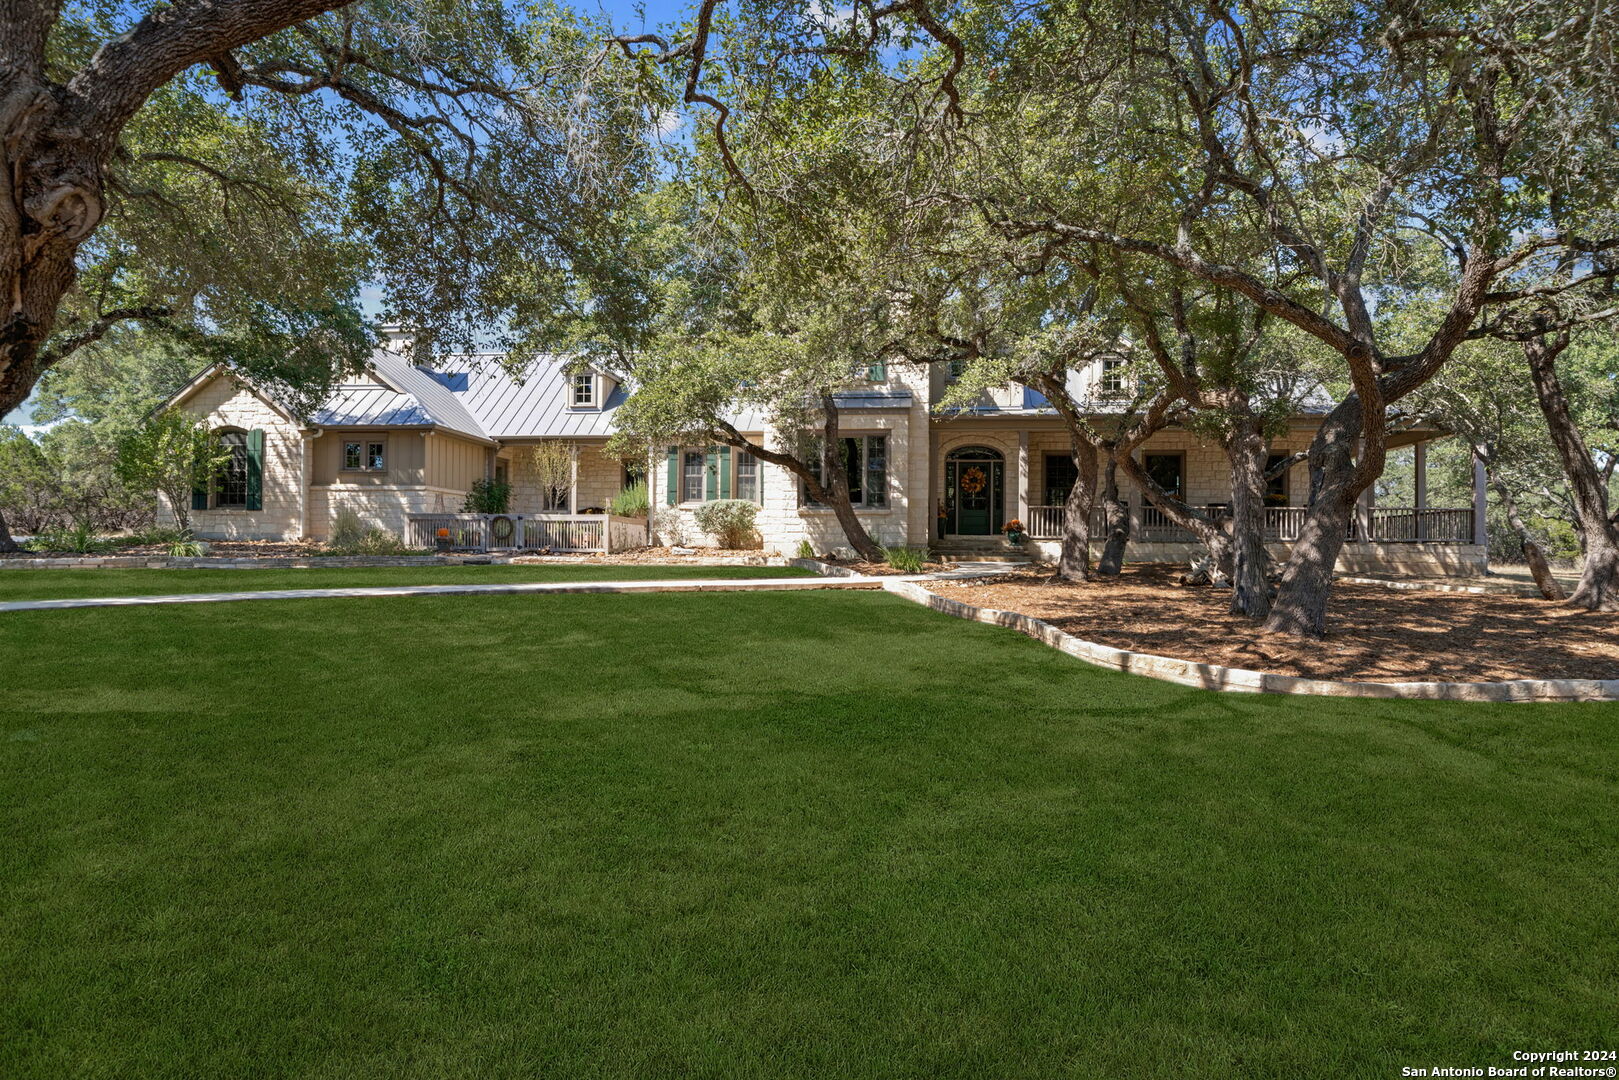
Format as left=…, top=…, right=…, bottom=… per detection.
left=952, top=458, right=998, bottom=535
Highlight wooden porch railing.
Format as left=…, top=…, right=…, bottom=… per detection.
left=1024, top=505, right=1475, bottom=543
left=405, top=513, right=648, bottom=554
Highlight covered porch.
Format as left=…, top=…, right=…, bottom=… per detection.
left=933, top=422, right=1488, bottom=574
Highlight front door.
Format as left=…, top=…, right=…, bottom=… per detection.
left=947, top=451, right=1003, bottom=535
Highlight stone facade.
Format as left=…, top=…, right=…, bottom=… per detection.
left=158, top=375, right=306, bottom=540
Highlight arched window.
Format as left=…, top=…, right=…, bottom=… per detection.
left=214, top=429, right=249, bottom=509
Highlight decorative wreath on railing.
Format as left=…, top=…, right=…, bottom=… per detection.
left=489, top=515, right=516, bottom=542
left=960, top=466, right=988, bottom=495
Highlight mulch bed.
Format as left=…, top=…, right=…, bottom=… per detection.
left=822, top=558, right=952, bottom=576
left=928, top=563, right=1619, bottom=683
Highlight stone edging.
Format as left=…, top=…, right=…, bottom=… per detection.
left=1336, top=575, right=1547, bottom=598
left=879, top=578, right=1619, bottom=703
left=789, top=558, right=863, bottom=578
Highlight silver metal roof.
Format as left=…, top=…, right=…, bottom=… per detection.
left=434, top=353, right=625, bottom=439
left=310, top=385, right=433, bottom=428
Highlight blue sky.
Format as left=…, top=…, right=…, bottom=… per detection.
left=3, top=0, right=699, bottom=428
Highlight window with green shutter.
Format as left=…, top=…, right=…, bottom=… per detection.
left=245, top=429, right=264, bottom=511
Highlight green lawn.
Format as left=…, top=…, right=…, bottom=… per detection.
left=3, top=590, right=1616, bottom=1078
left=0, top=562, right=809, bottom=602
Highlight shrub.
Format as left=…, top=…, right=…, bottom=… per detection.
left=168, top=536, right=207, bottom=557
left=129, top=525, right=187, bottom=547
left=328, top=507, right=366, bottom=549
left=463, top=478, right=511, bottom=514
left=795, top=538, right=815, bottom=560
left=25, top=523, right=115, bottom=554
left=610, top=481, right=649, bottom=518
left=650, top=508, right=688, bottom=547
left=881, top=545, right=928, bottom=573
left=692, top=500, right=759, bottom=549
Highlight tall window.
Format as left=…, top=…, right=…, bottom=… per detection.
left=1043, top=454, right=1078, bottom=506
left=571, top=373, right=597, bottom=407
left=1265, top=453, right=1290, bottom=507
left=215, top=430, right=248, bottom=508
left=735, top=451, right=759, bottom=503
left=803, top=435, right=887, bottom=508
left=681, top=450, right=707, bottom=502
left=1143, top=453, right=1184, bottom=498
left=1099, top=357, right=1129, bottom=397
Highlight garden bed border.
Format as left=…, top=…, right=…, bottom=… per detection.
left=0, top=552, right=788, bottom=571
left=879, top=578, right=1619, bottom=703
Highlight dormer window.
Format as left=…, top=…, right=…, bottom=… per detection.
left=1099, top=357, right=1129, bottom=397
left=571, top=372, right=597, bottom=408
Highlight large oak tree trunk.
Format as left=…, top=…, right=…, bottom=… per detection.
left=1096, top=456, right=1129, bottom=575
left=0, top=509, right=17, bottom=552
left=1522, top=331, right=1619, bottom=611
left=1490, top=479, right=1565, bottom=601
left=1226, top=421, right=1272, bottom=618
left=1261, top=403, right=1367, bottom=637
left=1056, top=438, right=1098, bottom=582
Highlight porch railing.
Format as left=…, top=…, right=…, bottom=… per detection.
left=1024, top=505, right=1475, bottom=544
left=405, top=513, right=648, bottom=554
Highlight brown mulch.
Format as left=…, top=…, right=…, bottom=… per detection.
left=928, top=563, right=1619, bottom=683
left=822, top=558, right=952, bottom=576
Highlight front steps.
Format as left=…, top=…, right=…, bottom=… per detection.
left=933, top=539, right=1035, bottom=564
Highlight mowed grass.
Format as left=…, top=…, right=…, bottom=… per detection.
left=2, top=590, right=1616, bottom=1079
left=0, top=562, right=810, bottom=602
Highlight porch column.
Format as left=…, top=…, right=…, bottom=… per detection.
left=1414, top=441, right=1428, bottom=540
left=297, top=430, right=316, bottom=539
left=1016, top=430, right=1030, bottom=525
left=1472, top=452, right=1488, bottom=547
left=1354, top=439, right=1374, bottom=541
left=568, top=446, right=580, bottom=514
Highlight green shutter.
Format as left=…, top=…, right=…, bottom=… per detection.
left=704, top=447, right=718, bottom=501
left=665, top=447, right=678, bottom=506
left=867, top=359, right=886, bottom=381
left=245, top=429, right=264, bottom=511
left=191, top=482, right=209, bottom=511
left=718, top=447, right=733, bottom=499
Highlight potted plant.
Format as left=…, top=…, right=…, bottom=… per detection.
left=1001, top=519, right=1027, bottom=546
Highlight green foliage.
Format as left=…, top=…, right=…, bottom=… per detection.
left=23, top=522, right=117, bottom=554
left=692, top=499, right=759, bottom=549
left=324, top=508, right=418, bottom=556
left=609, top=481, right=649, bottom=518
left=116, top=412, right=229, bottom=533
left=796, top=538, right=816, bottom=560
left=168, top=536, right=208, bottom=558
left=462, top=479, right=512, bottom=515
left=881, top=545, right=928, bottom=573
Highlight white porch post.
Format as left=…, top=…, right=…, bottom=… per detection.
left=298, top=430, right=316, bottom=539
left=1355, top=439, right=1374, bottom=541
left=1016, top=430, right=1030, bottom=525
left=1414, top=441, right=1428, bottom=540
left=1472, top=452, right=1488, bottom=547
left=568, top=446, right=579, bottom=514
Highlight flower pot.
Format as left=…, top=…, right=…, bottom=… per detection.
left=1004, top=532, right=1026, bottom=547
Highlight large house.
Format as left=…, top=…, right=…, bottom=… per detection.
left=161, top=333, right=1488, bottom=574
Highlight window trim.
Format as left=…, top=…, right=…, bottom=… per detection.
left=213, top=429, right=250, bottom=509
left=1142, top=451, right=1186, bottom=500
left=801, top=433, right=889, bottom=510
left=340, top=434, right=388, bottom=473
left=1264, top=452, right=1291, bottom=507
left=570, top=372, right=598, bottom=409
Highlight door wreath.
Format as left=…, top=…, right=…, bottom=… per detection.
left=959, top=466, right=988, bottom=495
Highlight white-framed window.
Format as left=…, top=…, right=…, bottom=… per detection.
left=571, top=373, right=597, bottom=408
left=1099, top=357, right=1129, bottom=397
left=669, top=446, right=763, bottom=505
left=342, top=438, right=386, bottom=472
left=803, top=435, right=888, bottom=508
left=735, top=451, right=759, bottom=502
left=681, top=449, right=707, bottom=502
